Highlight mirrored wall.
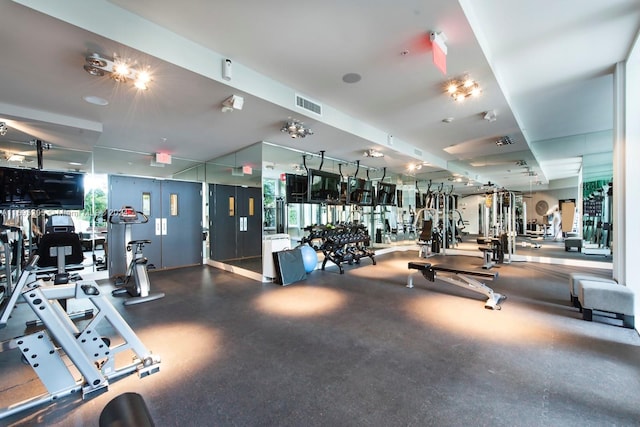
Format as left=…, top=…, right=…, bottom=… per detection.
left=0, top=139, right=612, bottom=283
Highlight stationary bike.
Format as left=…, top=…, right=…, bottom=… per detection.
left=109, top=206, right=164, bottom=305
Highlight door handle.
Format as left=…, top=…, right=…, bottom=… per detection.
left=162, top=218, right=167, bottom=235
left=155, top=218, right=161, bottom=235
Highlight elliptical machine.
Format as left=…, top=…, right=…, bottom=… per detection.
left=109, top=206, right=164, bottom=305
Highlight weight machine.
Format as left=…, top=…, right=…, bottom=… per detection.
left=582, top=181, right=613, bottom=255
left=480, top=188, right=517, bottom=263
left=413, top=182, right=463, bottom=256
left=0, top=222, right=23, bottom=305
left=0, top=256, right=160, bottom=420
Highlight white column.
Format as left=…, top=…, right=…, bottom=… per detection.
left=612, top=62, right=625, bottom=283
left=619, top=31, right=640, bottom=331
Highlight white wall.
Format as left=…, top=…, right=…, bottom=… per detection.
left=524, top=188, right=578, bottom=225
left=621, top=30, right=640, bottom=331
left=457, top=194, right=481, bottom=235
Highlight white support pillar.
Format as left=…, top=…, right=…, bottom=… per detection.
left=612, top=62, right=625, bottom=284
left=618, top=30, right=640, bottom=332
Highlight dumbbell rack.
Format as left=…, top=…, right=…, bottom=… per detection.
left=304, top=224, right=376, bottom=274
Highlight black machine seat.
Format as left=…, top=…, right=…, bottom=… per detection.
left=35, top=219, right=86, bottom=311
left=127, top=239, right=152, bottom=250
left=418, top=220, right=433, bottom=242
left=37, top=232, right=85, bottom=268
left=36, top=215, right=85, bottom=281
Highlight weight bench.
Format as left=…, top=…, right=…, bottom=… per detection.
left=478, top=246, right=495, bottom=269
left=407, top=262, right=505, bottom=310
left=477, top=237, right=504, bottom=269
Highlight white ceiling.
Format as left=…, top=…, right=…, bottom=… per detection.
left=0, top=0, right=637, bottom=193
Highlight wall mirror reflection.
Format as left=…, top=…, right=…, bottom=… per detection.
left=0, top=136, right=613, bottom=288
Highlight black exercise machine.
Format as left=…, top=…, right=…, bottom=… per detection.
left=109, top=206, right=164, bottom=305
left=476, top=234, right=508, bottom=269
left=407, top=261, right=506, bottom=310
left=35, top=214, right=86, bottom=313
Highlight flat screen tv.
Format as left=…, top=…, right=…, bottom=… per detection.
left=307, top=169, right=342, bottom=204
left=285, top=173, right=308, bottom=204
left=376, top=182, right=396, bottom=206
left=0, top=167, right=85, bottom=210
left=346, top=177, right=374, bottom=206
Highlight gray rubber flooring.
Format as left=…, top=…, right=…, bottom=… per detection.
left=0, top=251, right=638, bottom=426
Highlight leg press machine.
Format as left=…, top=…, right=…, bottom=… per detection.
left=0, top=256, right=160, bottom=420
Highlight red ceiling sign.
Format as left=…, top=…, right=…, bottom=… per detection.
left=432, top=42, right=447, bottom=75
left=430, top=31, right=447, bottom=75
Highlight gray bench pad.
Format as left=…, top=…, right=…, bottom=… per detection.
left=578, top=280, right=634, bottom=315
left=569, top=273, right=615, bottom=297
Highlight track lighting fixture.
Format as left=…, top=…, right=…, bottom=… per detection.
left=281, top=119, right=313, bottom=138
left=363, top=149, right=384, bottom=158
left=0, top=122, right=7, bottom=136
left=84, top=53, right=153, bottom=90
left=445, top=76, right=481, bottom=102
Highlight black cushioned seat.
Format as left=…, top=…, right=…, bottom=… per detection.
left=37, top=232, right=84, bottom=268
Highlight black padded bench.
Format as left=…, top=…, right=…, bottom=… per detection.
left=477, top=236, right=507, bottom=268
left=407, top=262, right=504, bottom=309
left=431, top=264, right=498, bottom=279
left=478, top=246, right=494, bottom=269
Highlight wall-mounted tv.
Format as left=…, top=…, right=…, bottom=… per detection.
left=285, top=173, right=308, bottom=204
left=307, top=169, right=342, bottom=204
left=0, top=167, right=85, bottom=210
left=376, top=182, right=396, bottom=206
left=346, top=177, right=374, bottom=206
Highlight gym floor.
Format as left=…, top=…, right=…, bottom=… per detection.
left=1, top=250, right=638, bottom=426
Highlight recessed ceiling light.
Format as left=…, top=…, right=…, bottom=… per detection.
left=83, top=95, right=109, bottom=106
left=69, top=162, right=82, bottom=166
left=342, top=73, right=362, bottom=84
left=442, top=117, right=454, bottom=123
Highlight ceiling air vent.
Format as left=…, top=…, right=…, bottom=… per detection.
left=295, top=94, right=322, bottom=116
left=414, top=148, right=423, bottom=157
